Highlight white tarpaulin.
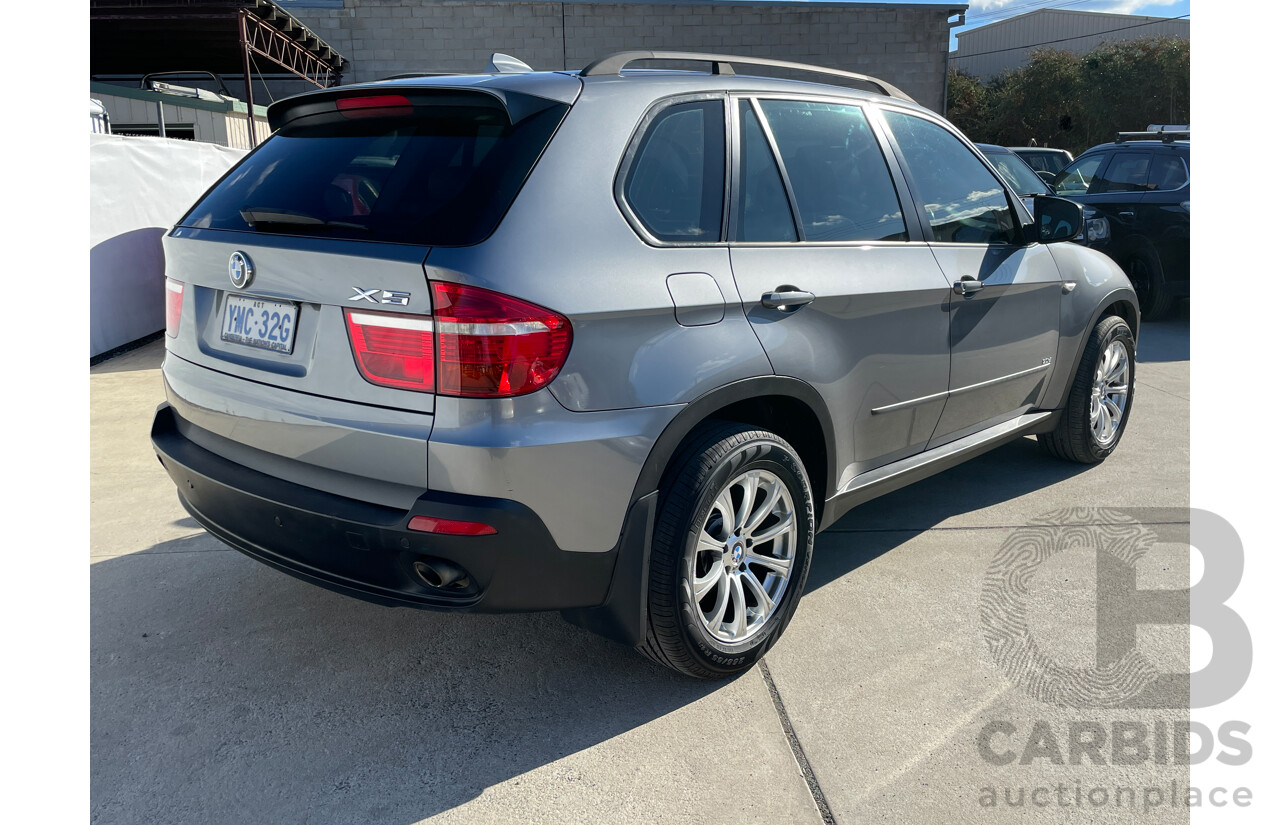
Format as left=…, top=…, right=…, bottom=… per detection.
left=90, top=134, right=246, bottom=358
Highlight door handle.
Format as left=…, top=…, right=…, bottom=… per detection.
left=1118, top=211, right=1136, bottom=219
left=761, top=288, right=815, bottom=310
left=953, top=276, right=984, bottom=296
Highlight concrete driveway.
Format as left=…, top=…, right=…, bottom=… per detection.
left=91, top=312, right=1190, bottom=824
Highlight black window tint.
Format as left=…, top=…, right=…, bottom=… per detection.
left=758, top=100, right=906, bottom=242
left=182, top=99, right=567, bottom=246
left=1148, top=154, right=1188, bottom=190
left=624, top=101, right=725, bottom=242
left=737, top=101, right=797, bottom=242
left=884, top=111, right=1017, bottom=245
left=1094, top=152, right=1152, bottom=193
left=1055, top=154, right=1107, bottom=195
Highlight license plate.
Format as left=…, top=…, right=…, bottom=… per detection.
left=221, top=294, right=298, bottom=354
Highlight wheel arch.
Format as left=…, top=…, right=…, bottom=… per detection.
left=562, top=376, right=836, bottom=648
left=630, top=376, right=837, bottom=527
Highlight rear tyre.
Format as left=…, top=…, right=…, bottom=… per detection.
left=639, top=423, right=814, bottom=679
left=1124, top=247, right=1172, bottom=321
left=1039, top=315, right=1135, bottom=464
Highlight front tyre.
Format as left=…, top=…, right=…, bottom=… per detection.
left=640, top=424, right=814, bottom=678
left=1039, top=315, right=1136, bottom=464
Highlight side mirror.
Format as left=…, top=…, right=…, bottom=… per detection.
left=1034, top=196, right=1084, bottom=243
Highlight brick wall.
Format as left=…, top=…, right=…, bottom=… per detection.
left=289, top=0, right=956, bottom=112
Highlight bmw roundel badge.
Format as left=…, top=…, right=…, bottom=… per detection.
left=229, top=251, right=254, bottom=290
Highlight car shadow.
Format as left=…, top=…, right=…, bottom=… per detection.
left=91, top=539, right=726, bottom=824
left=805, top=436, right=1092, bottom=592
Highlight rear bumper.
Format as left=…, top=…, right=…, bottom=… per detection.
left=151, top=403, right=617, bottom=612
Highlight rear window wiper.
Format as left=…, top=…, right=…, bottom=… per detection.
left=240, top=207, right=369, bottom=233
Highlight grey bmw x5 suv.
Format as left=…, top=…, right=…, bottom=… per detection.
left=152, top=51, right=1139, bottom=678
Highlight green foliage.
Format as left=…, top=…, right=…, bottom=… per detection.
left=947, top=36, right=1190, bottom=155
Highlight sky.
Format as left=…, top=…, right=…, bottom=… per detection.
left=951, top=0, right=1191, bottom=49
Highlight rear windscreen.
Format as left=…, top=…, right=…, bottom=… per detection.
left=181, top=99, right=568, bottom=246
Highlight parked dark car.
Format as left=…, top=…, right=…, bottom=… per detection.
left=1011, top=147, right=1074, bottom=182
left=977, top=143, right=1052, bottom=207
left=1051, top=129, right=1189, bottom=319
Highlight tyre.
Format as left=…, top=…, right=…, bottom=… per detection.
left=1124, top=247, right=1172, bottom=321
left=640, top=423, right=814, bottom=678
left=1039, top=315, right=1136, bottom=464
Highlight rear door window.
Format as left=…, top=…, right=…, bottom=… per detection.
left=1093, top=152, right=1153, bottom=193
left=623, top=100, right=726, bottom=243
left=181, top=96, right=568, bottom=246
left=736, top=101, right=797, bottom=242
left=757, top=100, right=907, bottom=242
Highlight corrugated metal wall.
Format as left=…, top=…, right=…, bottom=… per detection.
left=951, top=9, right=1190, bottom=78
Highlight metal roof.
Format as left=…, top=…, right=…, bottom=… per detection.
left=90, top=0, right=346, bottom=79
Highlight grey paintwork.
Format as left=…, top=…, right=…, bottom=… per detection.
left=159, top=65, right=1138, bottom=564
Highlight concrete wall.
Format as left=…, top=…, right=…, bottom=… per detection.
left=951, top=9, right=1190, bottom=79
left=288, top=0, right=960, bottom=112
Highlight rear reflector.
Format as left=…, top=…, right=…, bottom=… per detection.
left=345, top=310, right=435, bottom=392
left=165, top=279, right=184, bottom=338
left=408, top=516, right=497, bottom=536
left=336, top=94, right=413, bottom=118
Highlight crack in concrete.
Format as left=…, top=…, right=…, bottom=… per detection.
left=759, top=658, right=836, bottom=825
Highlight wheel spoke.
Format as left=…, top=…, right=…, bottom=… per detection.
left=733, top=472, right=759, bottom=533
left=750, top=510, right=795, bottom=544
left=741, top=570, right=774, bottom=615
left=697, top=530, right=724, bottom=557
left=705, top=576, right=730, bottom=630
left=693, top=564, right=725, bottom=601
left=711, top=490, right=735, bottom=536
left=745, top=548, right=792, bottom=575
left=1104, top=397, right=1124, bottom=423
left=744, top=479, right=783, bottom=535
left=1105, top=383, right=1129, bottom=397
left=727, top=575, right=748, bottom=638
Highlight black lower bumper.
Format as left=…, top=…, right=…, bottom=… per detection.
left=150, top=404, right=618, bottom=613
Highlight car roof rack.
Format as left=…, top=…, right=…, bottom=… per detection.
left=1116, top=125, right=1189, bottom=144
left=580, top=50, right=914, bottom=103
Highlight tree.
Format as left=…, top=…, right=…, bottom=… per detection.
left=946, top=36, right=1190, bottom=155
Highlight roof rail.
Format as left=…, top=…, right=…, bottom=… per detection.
left=580, top=50, right=915, bottom=103
left=1116, top=126, right=1189, bottom=144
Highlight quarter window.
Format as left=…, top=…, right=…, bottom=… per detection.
left=756, top=100, right=907, bottom=242
left=623, top=100, right=725, bottom=243
left=1148, top=154, right=1188, bottom=191
left=883, top=111, right=1017, bottom=245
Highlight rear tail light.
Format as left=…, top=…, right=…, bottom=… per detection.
left=345, top=311, right=435, bottom=392
left=431, top=282, right=572, bottom=398
left=165, top=279, right=184, bottom=338
left=344, top=283, right=572, bottom=398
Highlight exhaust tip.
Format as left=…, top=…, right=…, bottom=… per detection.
left=413, top=558, right=470, bottom=590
